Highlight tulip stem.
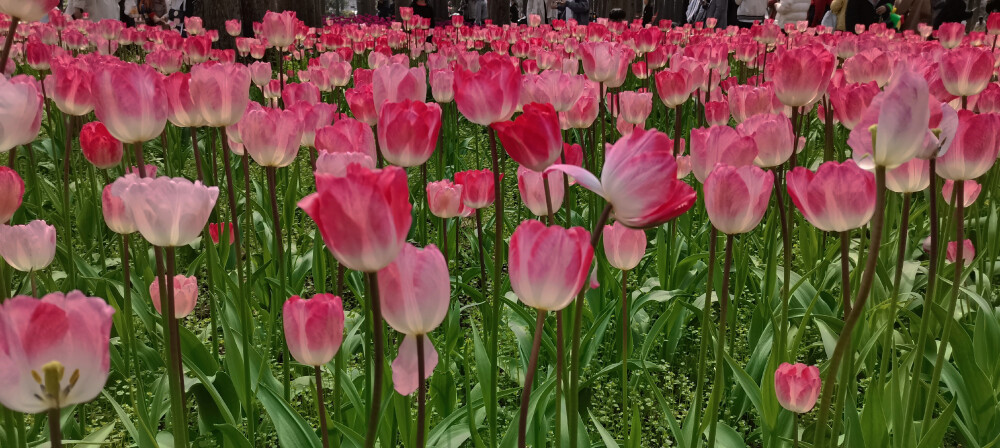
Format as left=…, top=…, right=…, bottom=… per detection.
left=421, top=164, right=428, bottom=245
left=620, top=269, right=629, bottom=432
left=47, top=407, right=61, bottom=448
left=416, top=333, right=426, bottom=448
left=792, top=413, right=799, bottom=448
left=264, top=166, right=290, bottom=399
left=877, top=193, right=910, bottom=396
left=555, top=310, right=565, bottom=448
left=823, top=96, right=834, bottom=162
left=840, top=232, right=851, bottom=318
left=692, top=226, right=718, bottom=448
left=922, top=179, right=965, bottom=432
left=161, top=247, right=189, bottom=448
left=673, top=105, right=683, bottom=157
left=314, top=366, right=330, bottom=448
left=474, top=210, right=487, bottom=290
left=707, top=233, right=735, bottom=448
left=191, top=128, right=205, bottom=182
left=813, top=166, right=886, bottom=448
left=0, top=18, right=18, bottom=74
left=364, top=271, right=385, bottom=448
left=29, top=271, right=36, bottom=297
left=518, top=310, right=546, bottom=448
left=62, top=115, right=76, bottom=291
left=489, top=127, right=504, bottom=448
left=776, top=166, right=792, bottom=361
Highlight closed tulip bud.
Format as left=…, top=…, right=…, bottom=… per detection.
left=828, top=82, right=879, bottom=130
left=493, top=102, right=562, bottom=172
left=618, top=91, right=653, bottom=125
left=378, top=100, right=441, bottom=167
left=579, top=42, right=631, bottom=83
left=454, top=53, right=521, bottom=125
left=727, top=84, right=777, bottom=124
left=190, top=62, right=252, bottom=127
left=736, top=114, right=797, bottom=168
left=603, top=221, right=646, bottom=271
left=886, top=158, right=930, bottom=193
left=939, top=47, right=994, bottom=98
left=938, top=22, right=965, bottom=49
left=426, top=180, right=471, bottom=219
left=0, top=76, right=42, bottom=153
left=209, top=223, right=235, bottom=244
left=92, top=62, right=168, bottom=144
left=299, top=165, right=412, bottom=272
left=163, top=72, right=208, bottom=128
left=774, top=362, right=821, bottom=413
left=787, top=160, right=875, bottom=232
left=705, top=165, right=774, bottom=235
left=315, top=118, right=377, bottom=161
left=226, top=19, right=242, bottom=37
left=114, top=176, right=219, bottom=247
left=942, top=179, right=982, bottom=208
left=261, top=11, right=299, bottom=48
left=768, top=45, right=836, bottom=107
left=655, top=68, right=699, bottom=108
left=0, top=220, right=56, bottom=272
left=509, top=220, right=593, bottom=311
left=704, top=101, right=729, bottom=127
left=842, top=49, right=891, bottom=87
left=80, top=122, right=123, bottom=169
left=0, top=291, right=114, bottom=413
left=517, top=166, right=565, bottom=217
left=430, top=68, right=455, bottom=103
left=345, top=84, right=378, bottom=125
left=946, top=239, right=975, bottom=266
left=241, top=107, right=303, bottom=168
left=0, top=167, right=24, bottom=223
left=690, top=126, right=758, bottom=182
left=250, top=61, right=272, bottom=87
left=455, top=169, right=499, bottom=209
left=149, top=275, right=198, bottom=318
left=0, top=0, right=59, bottom=22
left=379, top=243, right=450, bottom=336
left=935, top=111, right=1000, bottom=181
left=283, top=294, right=345, bottom=366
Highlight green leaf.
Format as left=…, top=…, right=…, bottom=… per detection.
left=257, top=383, right=322, bottom=448
left=916, top=400, right=957, bottom=448
left=589, top=411, right=621, bottom=448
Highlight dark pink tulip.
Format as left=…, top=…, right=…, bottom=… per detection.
left=0, top=167, right=24, bottom=223
left=261, top=10, right=298, bottom=48
left=602, top=221, right=646, bottom=271
left=690, top=125, right=758, bottom=182
left=455, top=169, right=498, bottom=210
left=828, top=82, right=880, bottom=130
left=299, top=165, right=412, bottom=272
left=939, top=47, right=994, bottom=98
left=704, top=165, right=774, bottom=235
left=654, top=68, right=698, bottom=108
left=92, top=62, right=168, bottom=144
left=942, top=179, right=982, bottom=207
left=517, top=166, right=565, bottom=217
left=25, top=39, right=51, bottom=71
left=454, top=53, right=521, bottom=126
left=886, top=158, right=930, bottom=194
left=373, top=63, right=427, bottom=116
left=378, top=243, right=450, bottom=336
left=0, top=75, right=42, bottom=153
left=240, top=107, right=303, bottom=168
left=163, top=72, right=208, bottom=128
left=149, top=275, right=198, bottom=319
left=946, top=239, right=975, bottom=266
left=0, top=291, right=114, bottom=413
left=209, top=223, right=235, bottom=245
left=509, top=220, right=593, bottom=311
left=493, top=102, right=562, bottom=172
left=774, top=362, right=821, bottom=414
left=704, top=101, right=729, bottom=127
left=315, top=118, right=377, bottom=161
left=190, top=62, right=251, bottom=128
left=768, top=45, right=836, bottom=107
left=345, top=84, right=378, bottom=125
left=976, top=83, right=1000, bottom=113
left=0, top=0, right=58, bottom=22
left=80, top=122, right=123, bottom=169
left=426, top=180, right=471, bottom=219
left=935, top=111, right=1000, bottom=180
left=283, top=294, right=345, bottom=366
left=737, top=113, right=797, bottom=168
left=0, top=220, right=56, bottom=272
left=787, top=160, right=875, bottom=232
left=114, top=176, right=219, bottom=247
left=378, top=100, right=441, bottom=167
left=183, top=36, right=211, bottom=65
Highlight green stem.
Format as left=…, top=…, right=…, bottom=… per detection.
left=876, top=193, right=910, bottom=406
left=693, top=226, right=719, bottom=448
left=264, top=166, right=290, bottom=400
left=518, top=310, right=546, bottom=448
left=621, top=268, right=629, bottom=433
left=364, top=272, right=385, bottom=448
left=707, top=233, right=735, bottom=447
left=416, top=333, right=426, bottom=448
left=777, top=166, right=792, bottom=360
left=61, top=115, right=76, bottom=291
left=48, top=407, right=61, bottom=448
left=161, top=247, right=189, bottom=447
left=315, top=366, right=330, bottom=448
left=0, top=18, right=19, bottom=72
left=489, top=127, right=504, bottom=448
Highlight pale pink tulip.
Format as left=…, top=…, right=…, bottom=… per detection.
left=315, top=118, right=377, bottom=161
left=149, top=275, right=199, bottom=318
left=283, top=294, right=345, bottom=366
left=114, top=176, right=219, bottom=247
left=0, top=167, right=23, bottom=223
left=690, top=126, right=758, bottom=182
left=0, top=76, right=42, bottom=153
left=92, top=63, right=168, bottom=144
left=704, top=165, right=774, bottom=235
left=427, top=180, right=470, bottom=219
left=517, top=166, right=565, bottom=217
left=378, top=243, right=450, bottom=336
left=942, top=179, right=982, bottom=207
left=939, top=47, right=994, bottom=98
left=240, top=107, right=303, bottom=168
left=509, top=220, right=593, bottom=311
left=602, top=221, right=646, bottom=271
left=946, top=239, right=975, bottom=266
left=190, top=62, right=252, bottom=127
left=886, top=158, right=930, bottom=193
left=373, top=63, right=427, bottom=115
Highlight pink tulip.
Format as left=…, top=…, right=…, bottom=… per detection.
left=547, top=128, right=696, bottom=228
left=183, top=36, right=211, bottom=65
left=0, top=220, right=56, bottom=272
left=603, top=221, right=646, bottom=271
left=426, top=180, right=471, bottom=219
left=654, top=68, right=698, bottom=108
left=561, top=81, right=600, bottom=129
left=0, top=76, right=42, bottom=153
left=190, top=62, right=251, bottom=128
left=579, top=42, right=631, bottom=83
left=618, top=91, right=653, bottom=126
left=291, top=103, right=337, bottom=148
left=261, top=11, right=298, bottom=48
left=509, top=220, right=593, bottom=311
left=0, top=291, right=114, bottom=413
left=517, top=166, right=565, bottom=217
left=92, top=62, right=168, bottom=144
left=690, top=126, right=758, bottom=183
left=283, top=81, right=321, bottom=107
left=736, top=114, right=796, bottom=168
left=842, top=49, right=891, bottom=87
left=727, top=84, right=777, bottom=123
left=240, top=107, right=303, bottom=168
left=704, top=101, right=729, bottom=127
left=225, top=19, right=242, bottom=37
left=787, top=160, right=875, bottom=232
left=126, top=165, right=158, bottom=178
left=939, top=47, right=994, bottom=98
left=848, top=67, right=930, bottom=170
left=946, top=239, right=975, bottom=266
left=454, top=53, right=521, bottom=125
left=828, top=82, right=880, bottom=130
left=46, top=59, right=94, bottom=116
left=528, top=70, right=586, bottom=112
left=113, top=176, right=219, bottom=247
left=373, top=63, right=427, bottom=116
left=315, top=118, right=377, bottom=161
left=494, top=102, right=562, bottom=172
left=392, top=334, right=438, bottom=396
left=209, top=223, right=235, bottom=245
left=25, top=39, right=51, bottom=71
left=976, top=83, right=1000, bottom=113
left=80, top=122, right=123, bottom=169
left=250, top=61, right=272, bottom=87
left=0, top=0, right=58, bottom=22
left=377, top=100, right=441, bottom=167
left=345, top=84, right=378, bottom=125
left=774, top=362, right=821, bottom=413
left=430, top=68, right=455, bottom=103
left=935, top=111, right=1000, bottom=181
left=315, top=151, right=375, bottom=178
left=455, top=169, right=498, bottom=209
left=704, top=165, right=774, bottom=235
left=768, top=45, right=836, bottom=107
left=281, top=294, right=345, bottom=367
left=379, top=243, right=450, bottom=336
left=0, top=167, right=23, bottom=224
left=299, top=165, right=412, bottom=272
left=886, top=158, right=930, bottom=194
left=942, top=179, right=982, bottom=208
left=163, top=72, right=208, bottom=128
left=148, top=275, right=198, bottom=319
left=938, top=22, right=965, bottom=49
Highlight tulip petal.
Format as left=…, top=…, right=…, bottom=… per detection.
left=545, top=164, right=603, bottom=198
left=391, top=335, right=438, bottom=396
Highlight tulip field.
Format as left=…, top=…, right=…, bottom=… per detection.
left=2, top=3, right=1000, bottom=448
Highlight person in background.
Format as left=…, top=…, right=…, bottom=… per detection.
left=932, top=0, right=969, bottom=27
left=558, top=0, right=590, bottom=22
left=845, top=0, right=890, bottom=29
left=609, top=7, right=626, bottom=20
left=138, top=0, right=169, bottom=27
left=377, top=0, right=394, bottom=18
left=469, top=0, right=487, bottom=24
left=829, top=0, right=847, bottom=29
left=511, top=0, right=520, bottom=22
left=706, top=0, right=728, bottom=26
left=411, top=0, right=436, bottom=20
left=896, top=0, right=932, bottom=30
left=642, top=0, right=656, bottom=24
left=67, top=0, right=120, bottom=20
left=810, top=0, right=832, bottom=25
left=735, top=0, right=766, bottom=26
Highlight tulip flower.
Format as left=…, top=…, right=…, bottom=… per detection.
left=430, top=68, right=455, bottom=103
left=345, top=84, right=378, bottom=125
left=828, top=82, right=880, bottom=130
left=373, top=63, right=427, bottom=115
left=113, top=176, right=219, bottom=247
left=0, top=291, right=114, bottom=413
left=240, top=107, right=303, bottom=168
left=561, top=81, right=600, bottom=129
left=935, top=111, right=1000, bottom=181
left=849, top=68, right=930, bottom=170
left=455, top=169, right=498, bottom=209
left=938, top=22, right=964, bottom=49
left=80, top=122, right=123, bottom=169
left=493, top=102, right=562, bottom=172
left=250, top=61, right=272, bottom=87
left=92, top=62, right=168, bottom=144
left=704, top=165, right=774, bottom=235
left=517, top=166, right=565, bottom=218
left=886, top=158, right=930, bottom=194
left=704, top=101, right=729, bottom=127
left=579, top=42, right=631, bottom=84
left=842, top=49, right=891, bottom=87
left=939, top=47, right=994, bottom=98
left=0, top=167, right=24, bottom=223
left=315, top=151, right=375, bottom=177
left=292, top=103, right=338, bottom=148
left=225, top=19, right=242, bottom=36
left=283, top=294, right=345, bottom=366
left=603, top=221, right=646, bottom=271
left=768, top=45, right=836, bottom=107
left=0, top=76, right=42, bottom=153
left=548, top=128, right=696, bottom=228
left=737, top=114, right=797, bottom=168
left=774, top=362, right=821, bottom=413
left=508, top=220, right=593, bottom=311
left=787, top=160, right=875, bottom=232
left=190, top=62, right=252, bottom=128
left=619, top=91, right=653, bottom=126
left=149, top=275, right=199, bottom=318
left=209, top=223, right=235, bottom=244
left=377, top=100, right=442, bottom=167
left=426, top=180, right=470, bottom=219
left=946, top=239, right=975, bottom=266
left=528, top=70, right=586, bottom=112
left=315, top=118, right=377, bottom=161
left=46, top=59, right=94, bottom=116
left=283, top=82, right=321, bottom=107
left=654, top=68, right=700, bottom=108
left=454, top=53, right=521, bottom=125
left=299, top=165, right=412, bottom=272
left=261, top=11, right=298, bottom=48
left=942, top=179, right=982, bottom=208
left=0, top=220, right=56, bottom=272
left=379, top=243, right=450, bottom=339
left=727, top=84, right=777, bottom=123
left=690, top=126, right=759, bottom=182
left=164, top=72, right=208, bottom=128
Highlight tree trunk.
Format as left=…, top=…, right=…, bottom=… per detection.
left=358, top=0, right=377, bottom=16
left=200, top=0, right=241, bottom=48
left=490, top=0, right=511, bottom=24
left=282, top=0, right=325, bottom=26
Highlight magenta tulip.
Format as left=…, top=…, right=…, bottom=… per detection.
left=455, top=169, right=498, bottom=210
left=493, top=102, right=562, bottom=172
left=377, top=100, right=441, bottom=167
left=774, top=362, right=821, bottom=413
left=80, top=122, right=123, bottom=169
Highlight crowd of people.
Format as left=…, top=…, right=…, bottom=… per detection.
left=52, top=0, right=194, bottom=32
